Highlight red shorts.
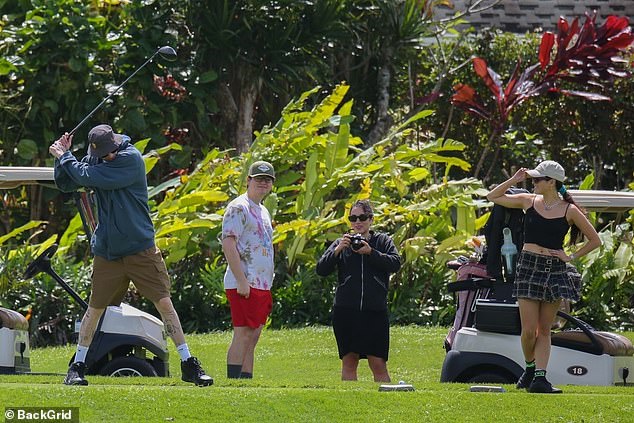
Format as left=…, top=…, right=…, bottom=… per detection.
left=226, top=288, right=273, bottom=328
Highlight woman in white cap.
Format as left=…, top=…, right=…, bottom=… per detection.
left=486, top=160, right=600, bottom=393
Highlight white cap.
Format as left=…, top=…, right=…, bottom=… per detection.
left=526, top=160, right=565, bottom=182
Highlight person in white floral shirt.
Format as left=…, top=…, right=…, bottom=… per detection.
left=222, top=161, right=275, bottom=379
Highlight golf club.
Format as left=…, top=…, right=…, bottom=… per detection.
left=69, top=45, right=177, bottom=135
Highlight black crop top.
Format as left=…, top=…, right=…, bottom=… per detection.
left=523, top=197, right=571, bottom=250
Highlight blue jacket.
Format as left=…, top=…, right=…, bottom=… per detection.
left=54, top=139, right=155, bottom=260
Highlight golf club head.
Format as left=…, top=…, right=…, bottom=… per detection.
left=158, top=46, right=177, bottom=61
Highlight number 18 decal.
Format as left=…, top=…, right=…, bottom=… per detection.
left=567, top=366, right=588, bottom=376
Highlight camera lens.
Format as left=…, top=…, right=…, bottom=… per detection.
left=351, top=235, right=363, bottom=250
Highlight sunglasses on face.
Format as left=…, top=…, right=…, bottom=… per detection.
left=348, top=214, right=371, bottom=222
left=532, top=176, right=552, bottom=183
left=250, top=176, right=274, bottom=183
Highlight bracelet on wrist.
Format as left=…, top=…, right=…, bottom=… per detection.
left=569, top=253, right=576, bottom=261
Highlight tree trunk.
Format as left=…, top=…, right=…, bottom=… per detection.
left=216, top=83, right=238, bottom=127
left=367, top=49, right=394, bottom=145
left=474, top=129, right=500, bottom=181
left=235, top=80, right=259, bottom=153
left=214, top=83, right=239, bottom=149
left=215, top=66, right=261, bottom=154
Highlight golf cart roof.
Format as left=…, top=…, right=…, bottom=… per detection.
left=0, top=166, right=54, bottom=189
left=567, top=190, right=634, bottom=213
left=1, top=166, right=634, bottom=212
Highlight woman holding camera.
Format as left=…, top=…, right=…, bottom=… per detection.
left=316, top=200, right=401, bottom=382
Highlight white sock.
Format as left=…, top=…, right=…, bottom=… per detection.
left=74, top=345, right=89, bottom=363
left=176, top=343, right=192, bottom=361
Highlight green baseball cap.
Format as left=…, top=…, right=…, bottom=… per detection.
left=248, top=161, right=275, bottom=180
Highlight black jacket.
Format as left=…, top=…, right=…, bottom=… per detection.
left=316, top=231, right=401, bottom=312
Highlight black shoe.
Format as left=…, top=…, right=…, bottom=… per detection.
left=64, top=362, right=88, bottom=386
left=181, top=356, right=214, bottom=386
left=516, top=369, right=534, bottom=389
left=528, top=377, right=562, bottom=394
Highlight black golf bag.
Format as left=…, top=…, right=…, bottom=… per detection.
left=481, top=187, right=529, bottom=283
left=444, top=187, right=528, bottom=352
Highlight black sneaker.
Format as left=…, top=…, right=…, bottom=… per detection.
left=64, top=362, right=88, bottom=386
left=181, top=356, right=214, bottom=386
left=516, top=368, right=534, bottom=389
left=528, top=377, right=563, bottom=394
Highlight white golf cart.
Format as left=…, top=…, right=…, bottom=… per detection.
left=442, top=189, right=634, bottom=387
left=0, top=166, right=169, bottom=377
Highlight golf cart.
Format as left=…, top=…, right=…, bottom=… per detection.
left=441, top=189, right=634, bottom=387
left=0, top=166, right=169, bottom=377
left=0, top=307, right=30, bottom=374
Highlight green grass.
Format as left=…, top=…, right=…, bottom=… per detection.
left=1, top=326, right=634, bottom=422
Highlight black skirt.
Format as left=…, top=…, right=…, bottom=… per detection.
left=332, top=307, right=390, bottom=360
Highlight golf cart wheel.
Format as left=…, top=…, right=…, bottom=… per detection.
left=466, top=372, right=514, bottom=384
left=100, top=357, right=158, bottom=377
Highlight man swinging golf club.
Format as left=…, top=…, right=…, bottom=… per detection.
left=49, top=124, right=213, bottom=386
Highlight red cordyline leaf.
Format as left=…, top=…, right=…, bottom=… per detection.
left=505, top=63, right=542, bottom=111
left=554, top=17, right=579, bottom=64
left=504, top=61, right=522, bottom=98
left=473, top=57, right=501, bottom=99
left=539, top=32, right=555, bottom=70
left=596, top=15, right=630, bottom=43
left=558, top=89, right=612, bottom=101
left=607, top=68, right=630, bottom=78
left=452, top=13, right=633, bottom=130
left=576, top=13, right=597, bottom=47
left=544, top=13, right=633, bottom=82
left=558, top=16, right=569, bottom=36
left=451, top=84, right=490, bottom=120
left=451, top=83, right=478, bottom=107
left=603, top=32, right=634, bottom=50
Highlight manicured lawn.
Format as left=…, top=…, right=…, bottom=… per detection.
left=1, top=326, right=633, bottom=422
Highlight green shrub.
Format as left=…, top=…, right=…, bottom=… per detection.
left=575, top=221, right=634, bottom=330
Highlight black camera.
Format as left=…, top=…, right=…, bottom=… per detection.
left=349, top=234, right=365, bottom=251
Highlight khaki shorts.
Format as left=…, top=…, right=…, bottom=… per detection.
left=89, top=246, right=171, bottom=308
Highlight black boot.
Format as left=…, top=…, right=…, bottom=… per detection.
left=63, top=362, right=88, bottom=386
left=516, top=367, right=534, bottom=390
left=528, top=370, right=562, bottom=394
left=181, top=356, right=214, bottom=386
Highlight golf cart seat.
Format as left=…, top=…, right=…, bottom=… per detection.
left=0, top=307, right=29, bottom=331
left=552, top=330, right=634, bottom=357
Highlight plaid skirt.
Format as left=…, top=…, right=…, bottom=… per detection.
left=513, top=251, right=581, bottom=302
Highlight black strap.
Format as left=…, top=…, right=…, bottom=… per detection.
left=448, top=278, right=495, bottom=293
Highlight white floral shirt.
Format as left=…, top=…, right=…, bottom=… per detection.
left=222, top=193, right=274, bottom=290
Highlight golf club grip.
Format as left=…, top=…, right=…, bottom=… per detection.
left=80, top=192, right=97, bottom=233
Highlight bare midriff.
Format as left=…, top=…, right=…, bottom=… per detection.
left=522, top=243, right=559, bottom=256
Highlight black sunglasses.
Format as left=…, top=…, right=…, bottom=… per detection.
left=532, top=176, right=552, bottom=183
left=348, top=214, right=371, bottom=222
left=250, top=175, right=274, bottom=183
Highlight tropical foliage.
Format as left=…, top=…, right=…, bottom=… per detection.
left=148, top=84, right=485, bottom=329
left=1, top=2, right=633, bottom=344
left=1, top=84, right=487, bottom=340
left=450, top=13, right=634, bottom=181
left=574, top=179, right=634, bottom=331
